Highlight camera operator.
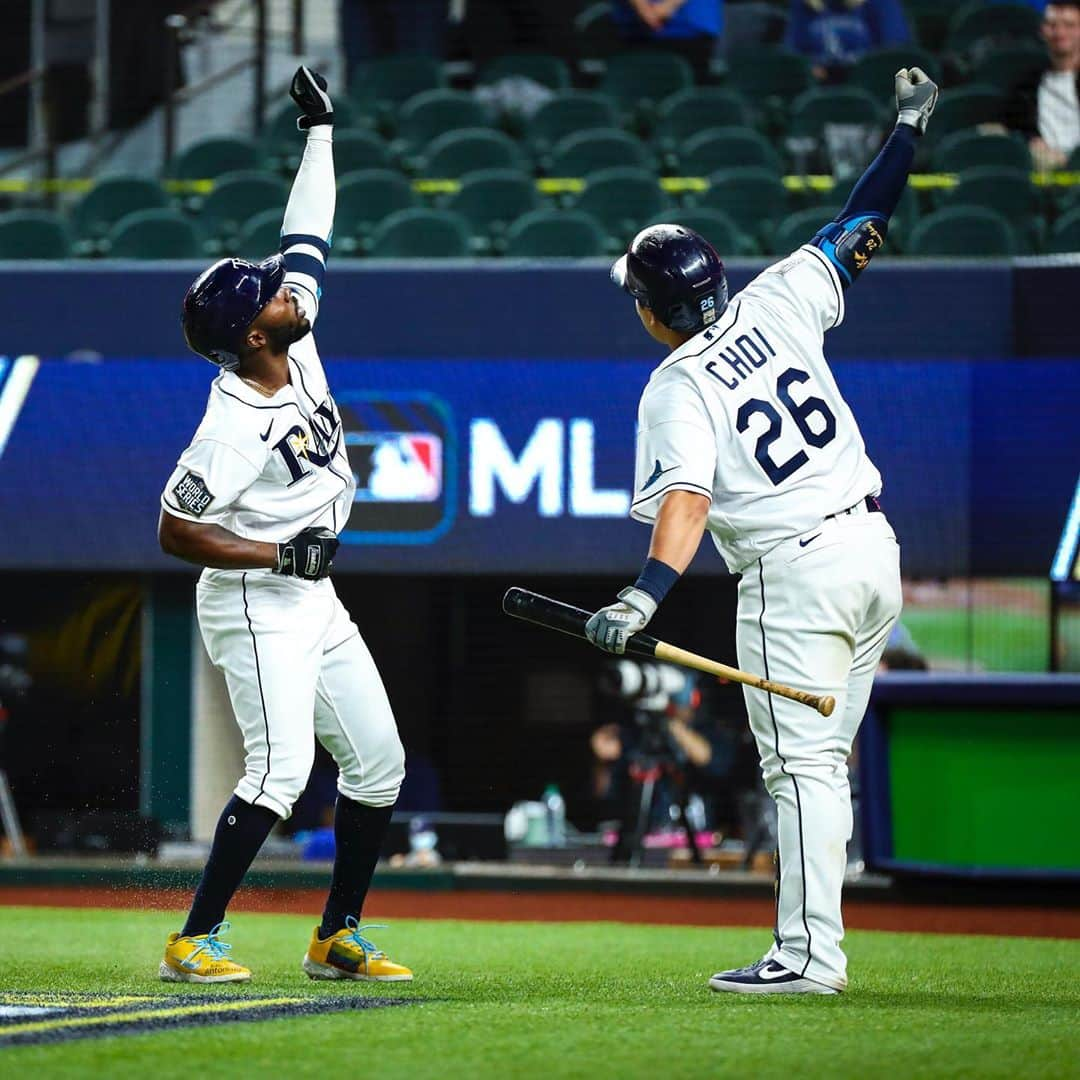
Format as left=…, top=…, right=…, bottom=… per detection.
left=590, top=663, right=739, bottom=861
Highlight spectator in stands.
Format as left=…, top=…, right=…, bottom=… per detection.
left=612, top=0, right=724, bottom=82
left=460, top=0, right=580, bottom=70
left=1004, top=0, right=1080, bottom=169
left=785, top=0, right=910, bottom=83
left=339, top=0, right=448, bottom=88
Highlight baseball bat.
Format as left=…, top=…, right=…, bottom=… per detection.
left=502, top=587, right=836, bottom=718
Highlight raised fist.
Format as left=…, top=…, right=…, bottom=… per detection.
left=290, top=66, right=334, bottom=130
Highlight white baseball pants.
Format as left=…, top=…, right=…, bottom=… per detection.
left=196, top=572, right=405, bottom=819
left=736, top=508, right=901, bottom=991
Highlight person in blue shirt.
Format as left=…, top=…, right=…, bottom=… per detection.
left=613, top=0, right=724, bottom=80
left=786, top=0, right=910, bottom=82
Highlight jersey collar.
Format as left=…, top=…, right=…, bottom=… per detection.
left=651, top=299, right=740, bottom=378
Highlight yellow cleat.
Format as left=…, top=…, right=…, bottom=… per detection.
left=159, top=921, right=252, bottom=983
left=303, top=917, right=413, bottom=982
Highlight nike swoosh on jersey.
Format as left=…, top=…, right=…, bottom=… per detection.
left=641, top=459, right=679, bottom=491
left=798, top=533, right=822, bottom=548
left=259, top=421, right=274, bottom=442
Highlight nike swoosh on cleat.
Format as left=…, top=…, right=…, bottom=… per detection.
left=798, top=533, right=822, bottom=548
left=757, top=964, right=795, bottom=981
left=259, top=421, right=273, bottom=442
left=641, top=459, right=678, bottom=491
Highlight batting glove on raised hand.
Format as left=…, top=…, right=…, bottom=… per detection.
left=290, top=65, right=334, bottom=130
left=895, top=66, right=938, bottom=135
left=275, top=527, right=339, bottom=580
left=585, top=587, right=657, bottom=655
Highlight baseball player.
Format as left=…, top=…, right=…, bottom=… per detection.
left=586, top=69, right=939, bottom=994
left=157, top=68, right=410, bottom=984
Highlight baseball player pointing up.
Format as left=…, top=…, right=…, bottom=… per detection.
left=157, top=69, right=410, bottom=984
left=586, top=69, right=939, bottom=994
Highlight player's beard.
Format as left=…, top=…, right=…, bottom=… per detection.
left=265, top=314, right=310, bottom=352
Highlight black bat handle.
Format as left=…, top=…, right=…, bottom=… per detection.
left=501, top=587, right=660, bottom=659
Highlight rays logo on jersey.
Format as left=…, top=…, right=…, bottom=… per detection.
left=336, top=393, right=456, bottom=543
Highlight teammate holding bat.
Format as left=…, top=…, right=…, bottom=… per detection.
left=585, top=69, right=939, bottom=995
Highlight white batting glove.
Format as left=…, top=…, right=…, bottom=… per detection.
left=585, top=587, right=658, bottom=655
left=895, top=66, right=938, bottom=134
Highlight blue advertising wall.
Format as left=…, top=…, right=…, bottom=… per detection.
left=0, top=261, right=1076, bottom=577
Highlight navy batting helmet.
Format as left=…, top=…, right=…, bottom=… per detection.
left=181, top=254, right=285, bottom=369
left=610, top=224, right=728, bottom=334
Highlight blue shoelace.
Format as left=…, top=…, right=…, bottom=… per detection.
left=344, top=915, right=388, bottom=958
left=188, top=921, right=234, bottom=962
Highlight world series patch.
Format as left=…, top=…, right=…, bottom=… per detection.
left=172, top=471, right=213, bottom=516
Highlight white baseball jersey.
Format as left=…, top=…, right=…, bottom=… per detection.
left=161, top=325, right=354, bottom=581
left=630, top=245, right=882, bottom=573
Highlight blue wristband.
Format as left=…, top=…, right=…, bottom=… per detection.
left=633, top=558, right=681, bottom=605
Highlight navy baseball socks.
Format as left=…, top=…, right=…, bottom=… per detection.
left=161, top=795, right=278, bottom=982
left=303, top=798, right=413, bottom=981
left=318, top=797, right=393, bottom=938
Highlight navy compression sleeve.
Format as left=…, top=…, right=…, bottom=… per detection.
left=810, top=123, right=918, bottom=286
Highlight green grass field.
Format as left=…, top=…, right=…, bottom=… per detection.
left=1, top=906, right=1077, bottom=1079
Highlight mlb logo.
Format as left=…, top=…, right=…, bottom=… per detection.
left=351, top=432, right=442, bottom=504
left=337, top=393, right=455, bottom=543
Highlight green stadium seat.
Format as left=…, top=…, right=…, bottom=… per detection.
left=368, top=208, right=472, bottom=258
left=905, top=205, right=1017, bottom=256
left=652, top=89, right=754, bottom=169
left=847, top=47, right=942, bottom=97
left=335, top=170, right=417, bottom=251
left=726, top=48, right=813, bottom=121
left=946, top=1, right=1041, bottom=53
left=971, top=42, right=1047, bottom=93
left=71, top=176, right=167, bottom=245
left=576, top=1, right=620, bottom=59
left=679, top=128, right=783, bottom=175
left=394, top=91, right=494, bottom=160
left=599, top=51, right=694, bottom=124
left=1067, top=145, right=1080, bottom=170
left=0, top=210, right=71, bottom=258
left=199, top=171, right=287, bottom=246
left=448, top=169, right=538, bottom=247
left=653, top=208, right=757, bottom=256
left=526, top=92, right=621, bottom=160
left=263, top=99, right=362, bottom=167
left=1048, top=208, right=1080, bottom=253
left=349, top=55, right=442, bottom=113
left=767, top=206, right=844, bottom=255
left=576, top=166, right=665, bottom=244
left=235, top=208, right=283, bottom=260
left=479, top=53, right=571, bottom=90
left=932, top=130, right=1032, bottom=173
left=548, top=128, right=654, bottom=177
left=887, top=185, right=922, bottom=252
left=940, top=165, right=1038, bottom=217
left=168, top=137, right=260, bottom=180
left=106, top=209, right=206, bottom=259
left=333, top=129, right=393, bottom=174
left=420, top=128, right=528, bottom=178
left=904, top=0, right=950, bottom=51
left=788, top=86, right=885, bottom=139
left=923, top=84, right=1005, bottom=141
left=700, top=167, right=790, bottom=246
left=505, top=209, right=608, bottom=257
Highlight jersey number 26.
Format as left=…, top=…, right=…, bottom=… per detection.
left=736, top=367, right=837, bottom=486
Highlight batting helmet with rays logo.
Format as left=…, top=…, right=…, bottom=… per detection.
left=181, top=255, right=285, bottom=369
left=610, top=224, right=729, bottom=334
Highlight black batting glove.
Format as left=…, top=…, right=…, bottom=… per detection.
left=290, top=65, right=334, bottom=130
left=275, top=527, right=339, bottom=580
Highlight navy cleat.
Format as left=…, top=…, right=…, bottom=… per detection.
left=708, top=959, right=839, bottom=995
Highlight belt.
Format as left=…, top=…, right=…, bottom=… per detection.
left=826, top=495, right=882, bottom=520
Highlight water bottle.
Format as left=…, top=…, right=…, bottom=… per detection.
left=543, top=784, right=566, bottom=847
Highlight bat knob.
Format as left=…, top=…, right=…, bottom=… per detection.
left=818, top=695, right=836, bottom=717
